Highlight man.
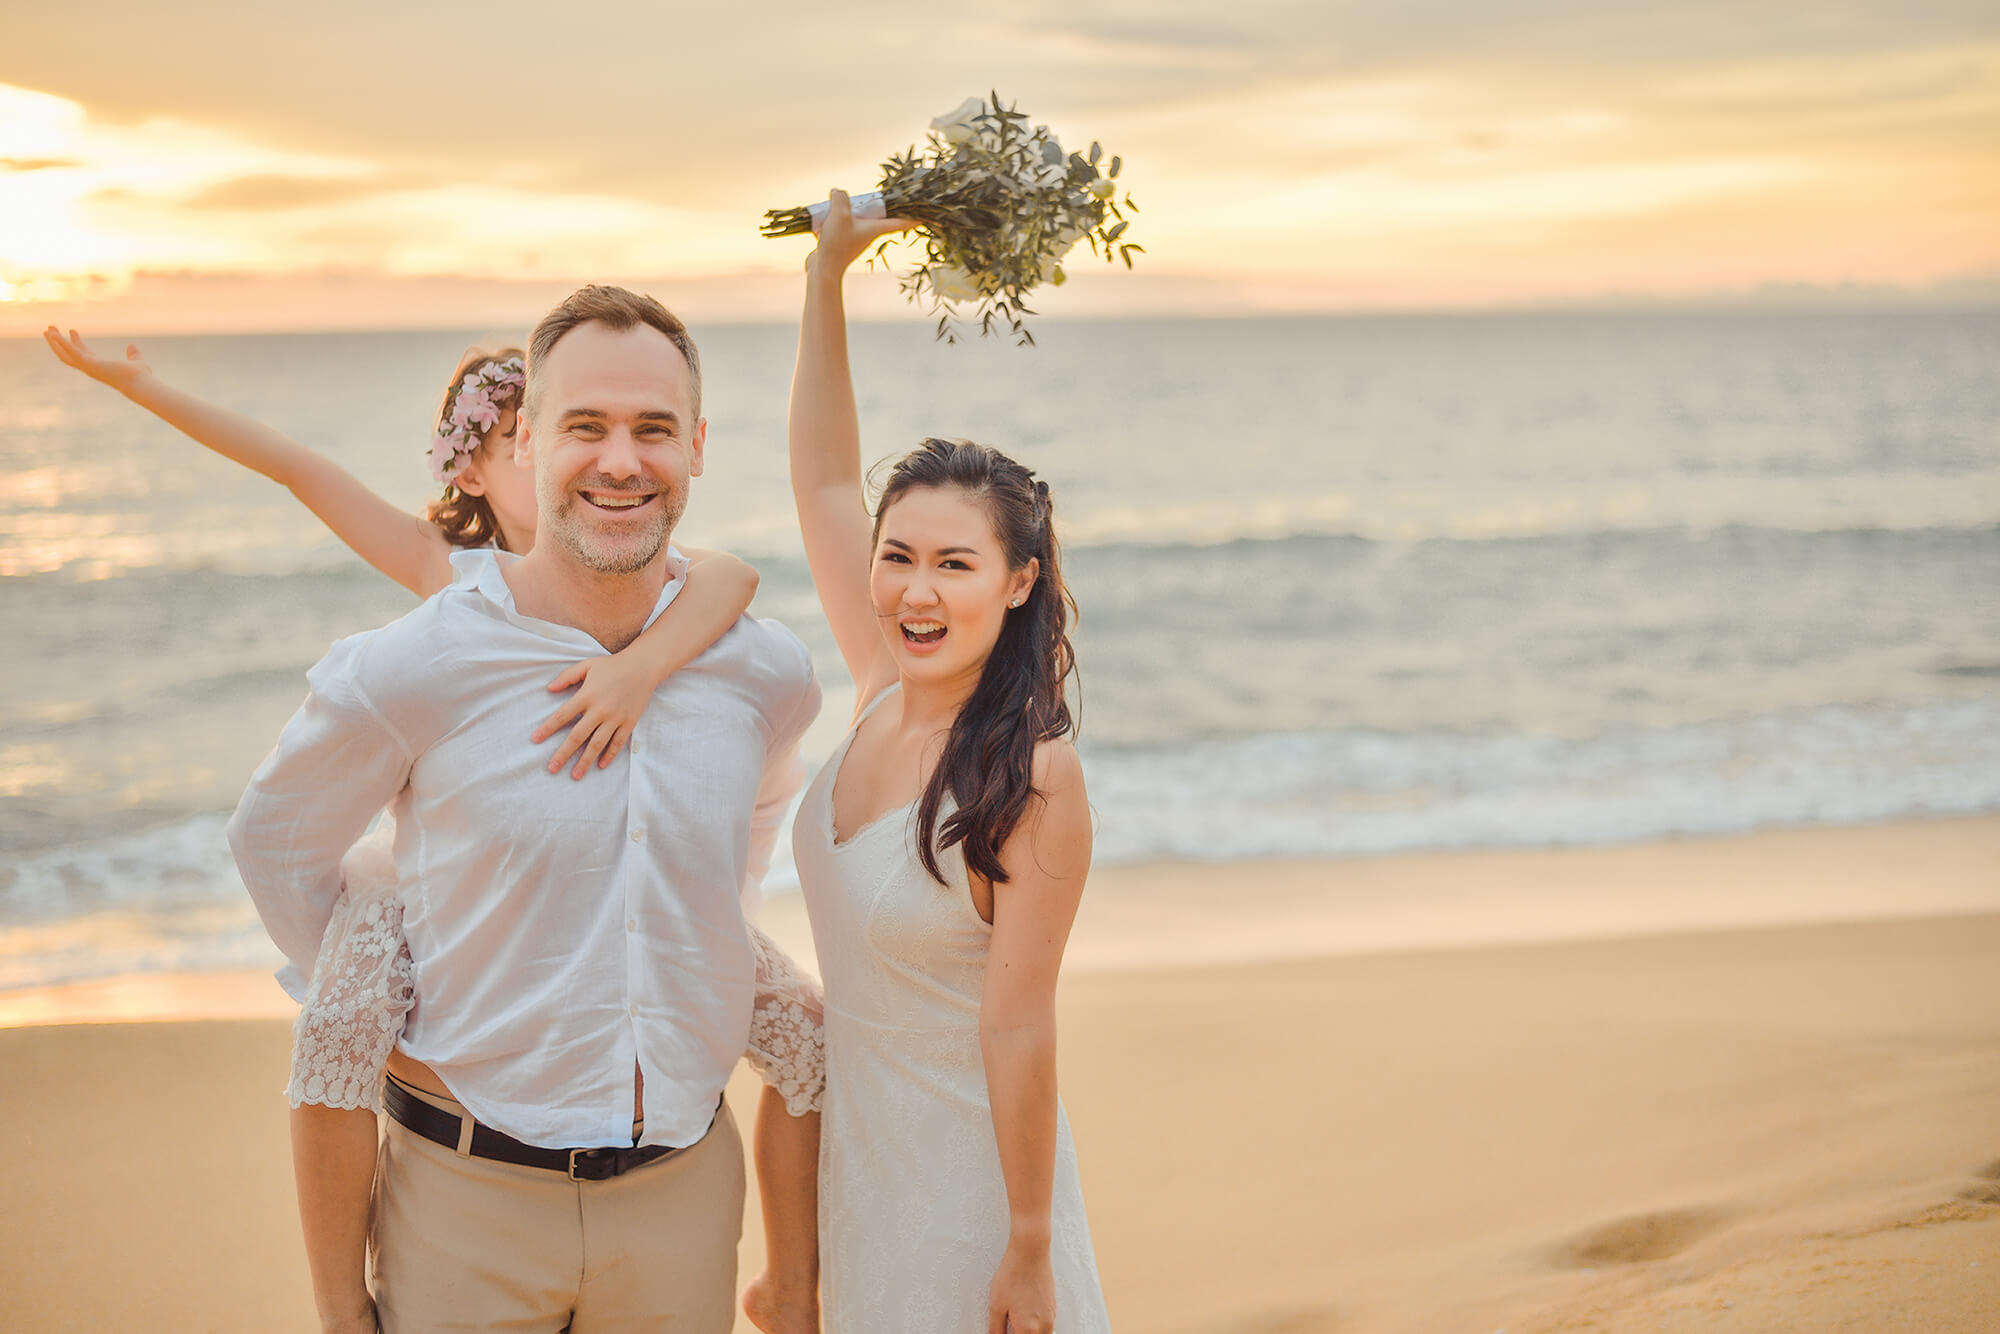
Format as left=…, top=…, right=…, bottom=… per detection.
left=230, top=286, right=819, bottom=1331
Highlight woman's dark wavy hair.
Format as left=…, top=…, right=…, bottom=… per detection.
left=425, top=346, right=526, bottom=550
left=873, top=437, right=1079, bottom=886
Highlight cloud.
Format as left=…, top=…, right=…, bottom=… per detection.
left=2, top=3, right=1997, bottom=324
left=181, top=173, right=398, bottom=211
left=965, top=18, right=1258, bottom=70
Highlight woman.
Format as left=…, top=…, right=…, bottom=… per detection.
left=43, top=328, right=828, bottom=1334
left=788, top=192, right=1110, bottom=1332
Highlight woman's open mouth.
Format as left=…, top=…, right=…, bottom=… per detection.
left=901, top=620, right=946, bottom=646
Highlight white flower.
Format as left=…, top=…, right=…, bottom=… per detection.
left=1089, top=176, right=1116, bottom=200
left=1014, top=158, right=1066, bottom=190
left=929, top=263, right=983, bottom=304
left=1021, top=131, right=1069, bottom=187
left=1034, top=225, right=1083, bottom=286
left=930, top=97, right=986, bottom=147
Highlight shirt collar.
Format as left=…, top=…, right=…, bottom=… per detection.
left=447, top=545, right=690, bottom=647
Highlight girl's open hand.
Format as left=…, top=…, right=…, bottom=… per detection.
left=43, top=327, right=156, bottom=393
left=533, top=651, right=657, bottom=780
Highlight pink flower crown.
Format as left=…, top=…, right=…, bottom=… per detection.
left=429, top=355, right=526, bottom=485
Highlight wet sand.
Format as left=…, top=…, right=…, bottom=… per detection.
left=3, top=817, right=1996, bottom=1331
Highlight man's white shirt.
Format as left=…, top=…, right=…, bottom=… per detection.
left=229, top=547, right=820, bottom=1150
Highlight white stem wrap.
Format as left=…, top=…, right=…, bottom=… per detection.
left=806, top=191, right=888, bottom=232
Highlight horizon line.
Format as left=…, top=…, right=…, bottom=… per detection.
left=6, top=297, right=1998, bottom=341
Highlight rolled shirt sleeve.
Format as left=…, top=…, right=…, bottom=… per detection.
left=739, top=651, right=821, bottom=916
left=742, top=746, right=804, bottom=916
left=227, top=634, right=413, bottom=996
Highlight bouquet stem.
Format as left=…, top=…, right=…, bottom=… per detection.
left=807, top=192, right=887, bottom=230
left=762, top=191, right=888, bottom=238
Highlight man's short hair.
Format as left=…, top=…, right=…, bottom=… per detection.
left=524, top=285, right=702, bottom=421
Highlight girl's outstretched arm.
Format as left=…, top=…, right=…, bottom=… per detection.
left=530, top=548, right=761, bottom=778
left=45, top=327, right=453, bottom=597
left=788, top=191, right=916, bottom=708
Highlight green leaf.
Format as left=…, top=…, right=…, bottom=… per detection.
left=1125, top=195, right=1140, bottom=212
left=1106, top=220, right=1128, bottom=241
left=1089, top=141, right=1103, bottom=165
left=1109, top=155, right=1122, bottom=178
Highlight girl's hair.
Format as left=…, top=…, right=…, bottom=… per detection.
left=872, top=437, right=1079, bottom=886
left=426, top=346, right=526, bottom=550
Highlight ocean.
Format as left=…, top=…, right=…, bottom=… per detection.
left=3, top=311, right=1998, bottom=989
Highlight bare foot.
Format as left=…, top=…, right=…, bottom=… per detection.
left=742, top=1271, right=820, bottom=1334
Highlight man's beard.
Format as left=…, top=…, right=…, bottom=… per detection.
left=544, top=476, right=685, bottom=575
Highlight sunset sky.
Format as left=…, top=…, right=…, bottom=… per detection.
left=3, top=1, right=1996, bottom=332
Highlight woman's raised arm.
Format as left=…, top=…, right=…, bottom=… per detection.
left=787, top=191, right=915, bottom=704
left=45, top=327, right=452, bottom=597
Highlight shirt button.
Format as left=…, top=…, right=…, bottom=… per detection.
left=626, top=918, right=637, bottom=932
left=630, top=827, right=645, bottom=843
left=629, top=1004, right=640, bottom=1017
left=628, top=735, right=640, bottom=754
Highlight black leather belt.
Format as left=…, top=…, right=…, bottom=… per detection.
left=382, top=1076, right=692, bottom=1182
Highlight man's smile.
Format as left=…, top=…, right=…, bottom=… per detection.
left=579, top=490, right=659, bottom=513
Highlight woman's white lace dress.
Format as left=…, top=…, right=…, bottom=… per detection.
left=796, top=687, right=1111, bottom=1332
left=288, top=821, right=826, bottom=1119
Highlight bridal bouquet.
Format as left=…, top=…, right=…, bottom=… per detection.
left=761, top=93, right=1141, bottom=344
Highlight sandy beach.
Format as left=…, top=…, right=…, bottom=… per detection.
left=4, top=817, right=1997, bottom=1332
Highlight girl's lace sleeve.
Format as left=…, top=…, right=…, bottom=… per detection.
left=744, top=923, right=825, bottom=1117
left=285, top=847, right=414, bottom=1112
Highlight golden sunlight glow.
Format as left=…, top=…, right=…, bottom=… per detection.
left=1090, top=45, right=2000, bottom=296
left=0, top=83, right=373, bottom=296
left=3, top=25, right=1996, bottom=331
left=0, top=82, right=757, bottom=313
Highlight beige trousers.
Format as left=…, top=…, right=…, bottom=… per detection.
left=371, top=1084, right=744, bottom=1333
